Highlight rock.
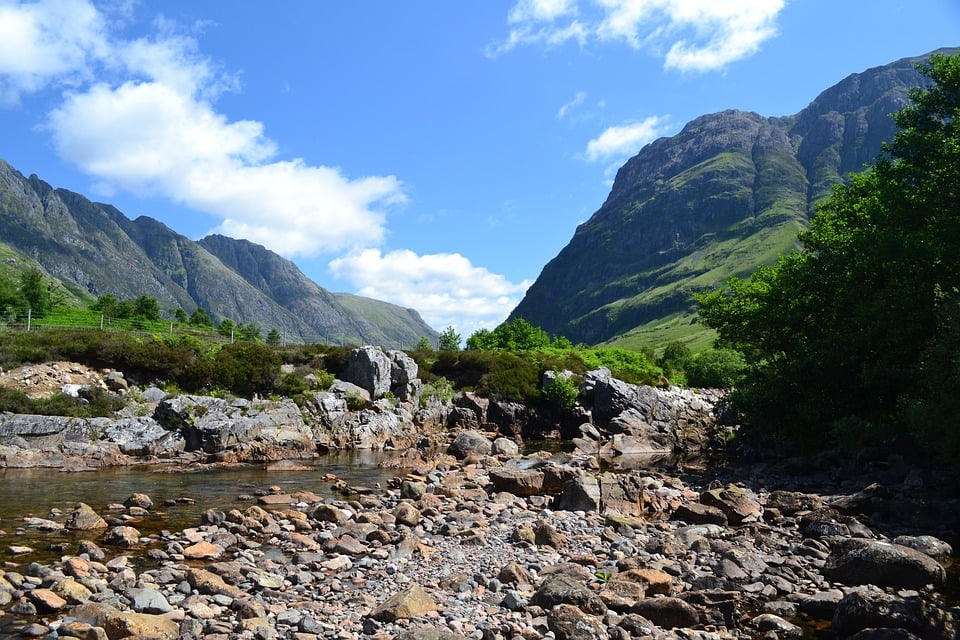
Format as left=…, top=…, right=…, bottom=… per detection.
left=531, top=574, right=606, bottom=615
left=103, top=610, right=179, bottom=640
left=750, top=613, right=802, bottom=638
left=388, top=349, right=420, bottom=401
left=27, top=588, right=67, bottom=612
left=672, top=501, right=728, bottom=526
left=401, top=479, right=428, bottom=500
left=491, top=437, right=520, bottom=456
left=489, top=467, right=545, bottom=497
left=824, top=538, right=946, bottom=589
left=847, top=630, right=923, bottom=640
left=548, top=603, right=609, bottom=640
left=125, top=587, right=172, bottom=614
left=103, top=525, right=140, bottom=546
left=369, top=586, right=438, bottom=622
left=832, top=589, right=928, bottom=637
left=447, top=430, right=493, bottom=459
left=53, top=578, right=93, bottom=604
left=700, top=484, right=763, bottom=524
left=891, top=534, right=953, bottom=557
left=182, top=541, right=224, bottom=559
left=556, top=474, right=601, bottom=512
left=394, top=501, right=421, bottom=527
left=186, top=567, right=244, bottom=598
left=65, top=502, right=107, bottom=531
left=629, top=597, right=700, bottom=629
left=343, top=346, right=394, bottom=399
left=393, top=629, right=471, bottom=640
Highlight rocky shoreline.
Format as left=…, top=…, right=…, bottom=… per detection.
left=0, top=435, right=957, bottom=640
left=0, top=347, right=957, bottom=639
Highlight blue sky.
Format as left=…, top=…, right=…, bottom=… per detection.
left=0, top=1, right=957, bottom=337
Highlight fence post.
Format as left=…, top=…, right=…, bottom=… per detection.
left=169, top=322, right=173, bottom=334
left=100, top=314, right=104, bottom=330
left=27, top=308, right=31, bottom=331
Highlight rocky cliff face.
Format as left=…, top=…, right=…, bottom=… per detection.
left=0, top=163, right=438, bottom=346
left=510, top=49, right=955, bottom=346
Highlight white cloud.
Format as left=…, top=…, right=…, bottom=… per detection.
left=0, top=0, right=108, bottom=102
left=329, top=249, right=532, bottom=336
left=583, top=116, right=669, bottom=162
left=493, top=0, right=785, bottom=72
left=557, top=90, right=587, bottom=120
left=0, top=0, right=406, bottom=257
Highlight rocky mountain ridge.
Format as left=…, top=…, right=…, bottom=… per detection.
left=0, top=162, right=437, bottom=346
left=510, top=48, right=957, bottom=347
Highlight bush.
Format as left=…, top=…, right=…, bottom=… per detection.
left=685, top=349, right=747, bottom=389
left=0, top=386, right=125, bottom=418
left=420, top=376, right=455, bottom=407
left=541, top=374, right=579, bottom=410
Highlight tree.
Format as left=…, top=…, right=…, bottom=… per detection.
left=238, top=322, right=262, bottom=342
left=190, top=308, right=214, bottom=328
left=173, top=308, right=189, bottom=323
left=414, top=336, right=432, bottom=351
left=697, top=53, right=960, bottom=453
left=217, top=318, right=237, bottom=337
left=132, top=295, right=161, bottom=321
left=438, top=325, right=462, bottom=351
left=266, top=328, right=282, bottom=345
left=19, top=268, right=55, bottom=315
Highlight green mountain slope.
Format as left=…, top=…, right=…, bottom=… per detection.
left=0, top=162, right=438, bottom=346
left=509, top=49, right=955, bottom=348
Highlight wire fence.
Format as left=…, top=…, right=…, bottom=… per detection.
left=0, top=307, right=433, bottom=352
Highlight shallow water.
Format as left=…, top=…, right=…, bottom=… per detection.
left=0, top=451, right=397, bottom=543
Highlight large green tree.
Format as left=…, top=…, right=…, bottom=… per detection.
left=697, top=53, right=960, bottom=454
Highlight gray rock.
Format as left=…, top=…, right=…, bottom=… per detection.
left=750, top=613, right=802, bottom=638
left=344, top=346, right=393, bottom=399
left=548, top=603, right=608, bottom=640
left=492, top=437, right=520, bottom=456
left=832, top=589, right=927, bottom=637
left=891, top=534, right=953, bottom=557
left=125, top=587, right=172, bottom=614
left=824, top=538, right=946, bottom=589
left=629, top=597, right=700, bottom=629
left=447, top=430, right=492, bottom=459
left=531, top=575, right=605, bottom=615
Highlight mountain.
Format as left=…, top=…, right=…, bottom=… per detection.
left=0, top=161, right=438, bottom=346
left=509, top=48, right=956, bottom=348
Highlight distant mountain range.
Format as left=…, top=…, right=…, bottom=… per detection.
left=0, top=161, right=437, bottom=347
left=510, top=48, right=957, bottom=349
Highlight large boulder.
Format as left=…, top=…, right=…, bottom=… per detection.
left=343, top=346, right=393, bottom=398
left=388, top=350, right=420, bottom=401
left=824, top=539, right=947, bottom=589
left=447, top=430, right=493, bottom=459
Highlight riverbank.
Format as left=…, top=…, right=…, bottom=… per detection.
left=0, top=438, right=956, bottom=640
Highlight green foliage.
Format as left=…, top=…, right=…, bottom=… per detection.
left=19, top=268, right=58, bottom=315
left=696, top=53, right=960, bottom=456
left=189, top=308, right=214, bottom=328
left=415, top=336, right=432, bottom=351
left=466, top=318, right=551, bottom=351
left=238, top=322, right=262, bottom=342
left=438, top=325, right=462, bottom=351
left=684, top=348, right=746, bottom=389
left=266, top=328, right=282, bottom=345
left=541, top=374, right=579, bottom=410
left=420, top=376, right=455, bottom=407
left=217, top=318, right=237, bottom=337
left=579, top=348, right=661, bottom=386
left=345, top=391, right=369, bottom=412
left=657, top=340, right=692, bottom=381
left=0, top=386, right=125, bottom=418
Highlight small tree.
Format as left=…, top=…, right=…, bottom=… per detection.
left=19, top=268, right=55, bottom=315
left=414, top=336, right=432, bottom=351
left=190, top=308, right=214, bottom=328
left=238, top=322, right=262, bottom=342
left=438, top=325, right=462, bottom=351
left=266, top=328, right=282, bottom=345
left=217, top=318, right=237, bottom=337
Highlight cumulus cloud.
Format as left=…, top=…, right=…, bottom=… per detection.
left=583, top=116, right=668, bottom=162
left=329, top=249, right=532, bottom=335
left=0, top=0, right=108, bottom=102
left=0, top=0, right=405, bottom=257
left=493, top=0, right=785, bottom=71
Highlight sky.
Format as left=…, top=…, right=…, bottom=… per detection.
left=0, top=1, right=957, bottom=338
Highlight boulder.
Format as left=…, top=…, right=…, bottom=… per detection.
left=369, top=586, right=437, bottom=622
left=548, top=603, right=608, bottom=640
left=388, top=349, right=420, bottom=400
left=344, top=346, right=393, bottom=399
left=448, top=430, right=493, bottom=459
left=65, top=503, right=107, bottom=530
left=629, top=597, right=700, bottom=629
left=824, top=539, right=946, bottom=589
left=531, top=574, right=605, bottom=615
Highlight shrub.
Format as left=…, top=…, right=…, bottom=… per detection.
left=685, top=348, right=747, bottom=389
left=420, top=376, right=455, bottom=407
left=541, top=374, right=579, bottom=410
